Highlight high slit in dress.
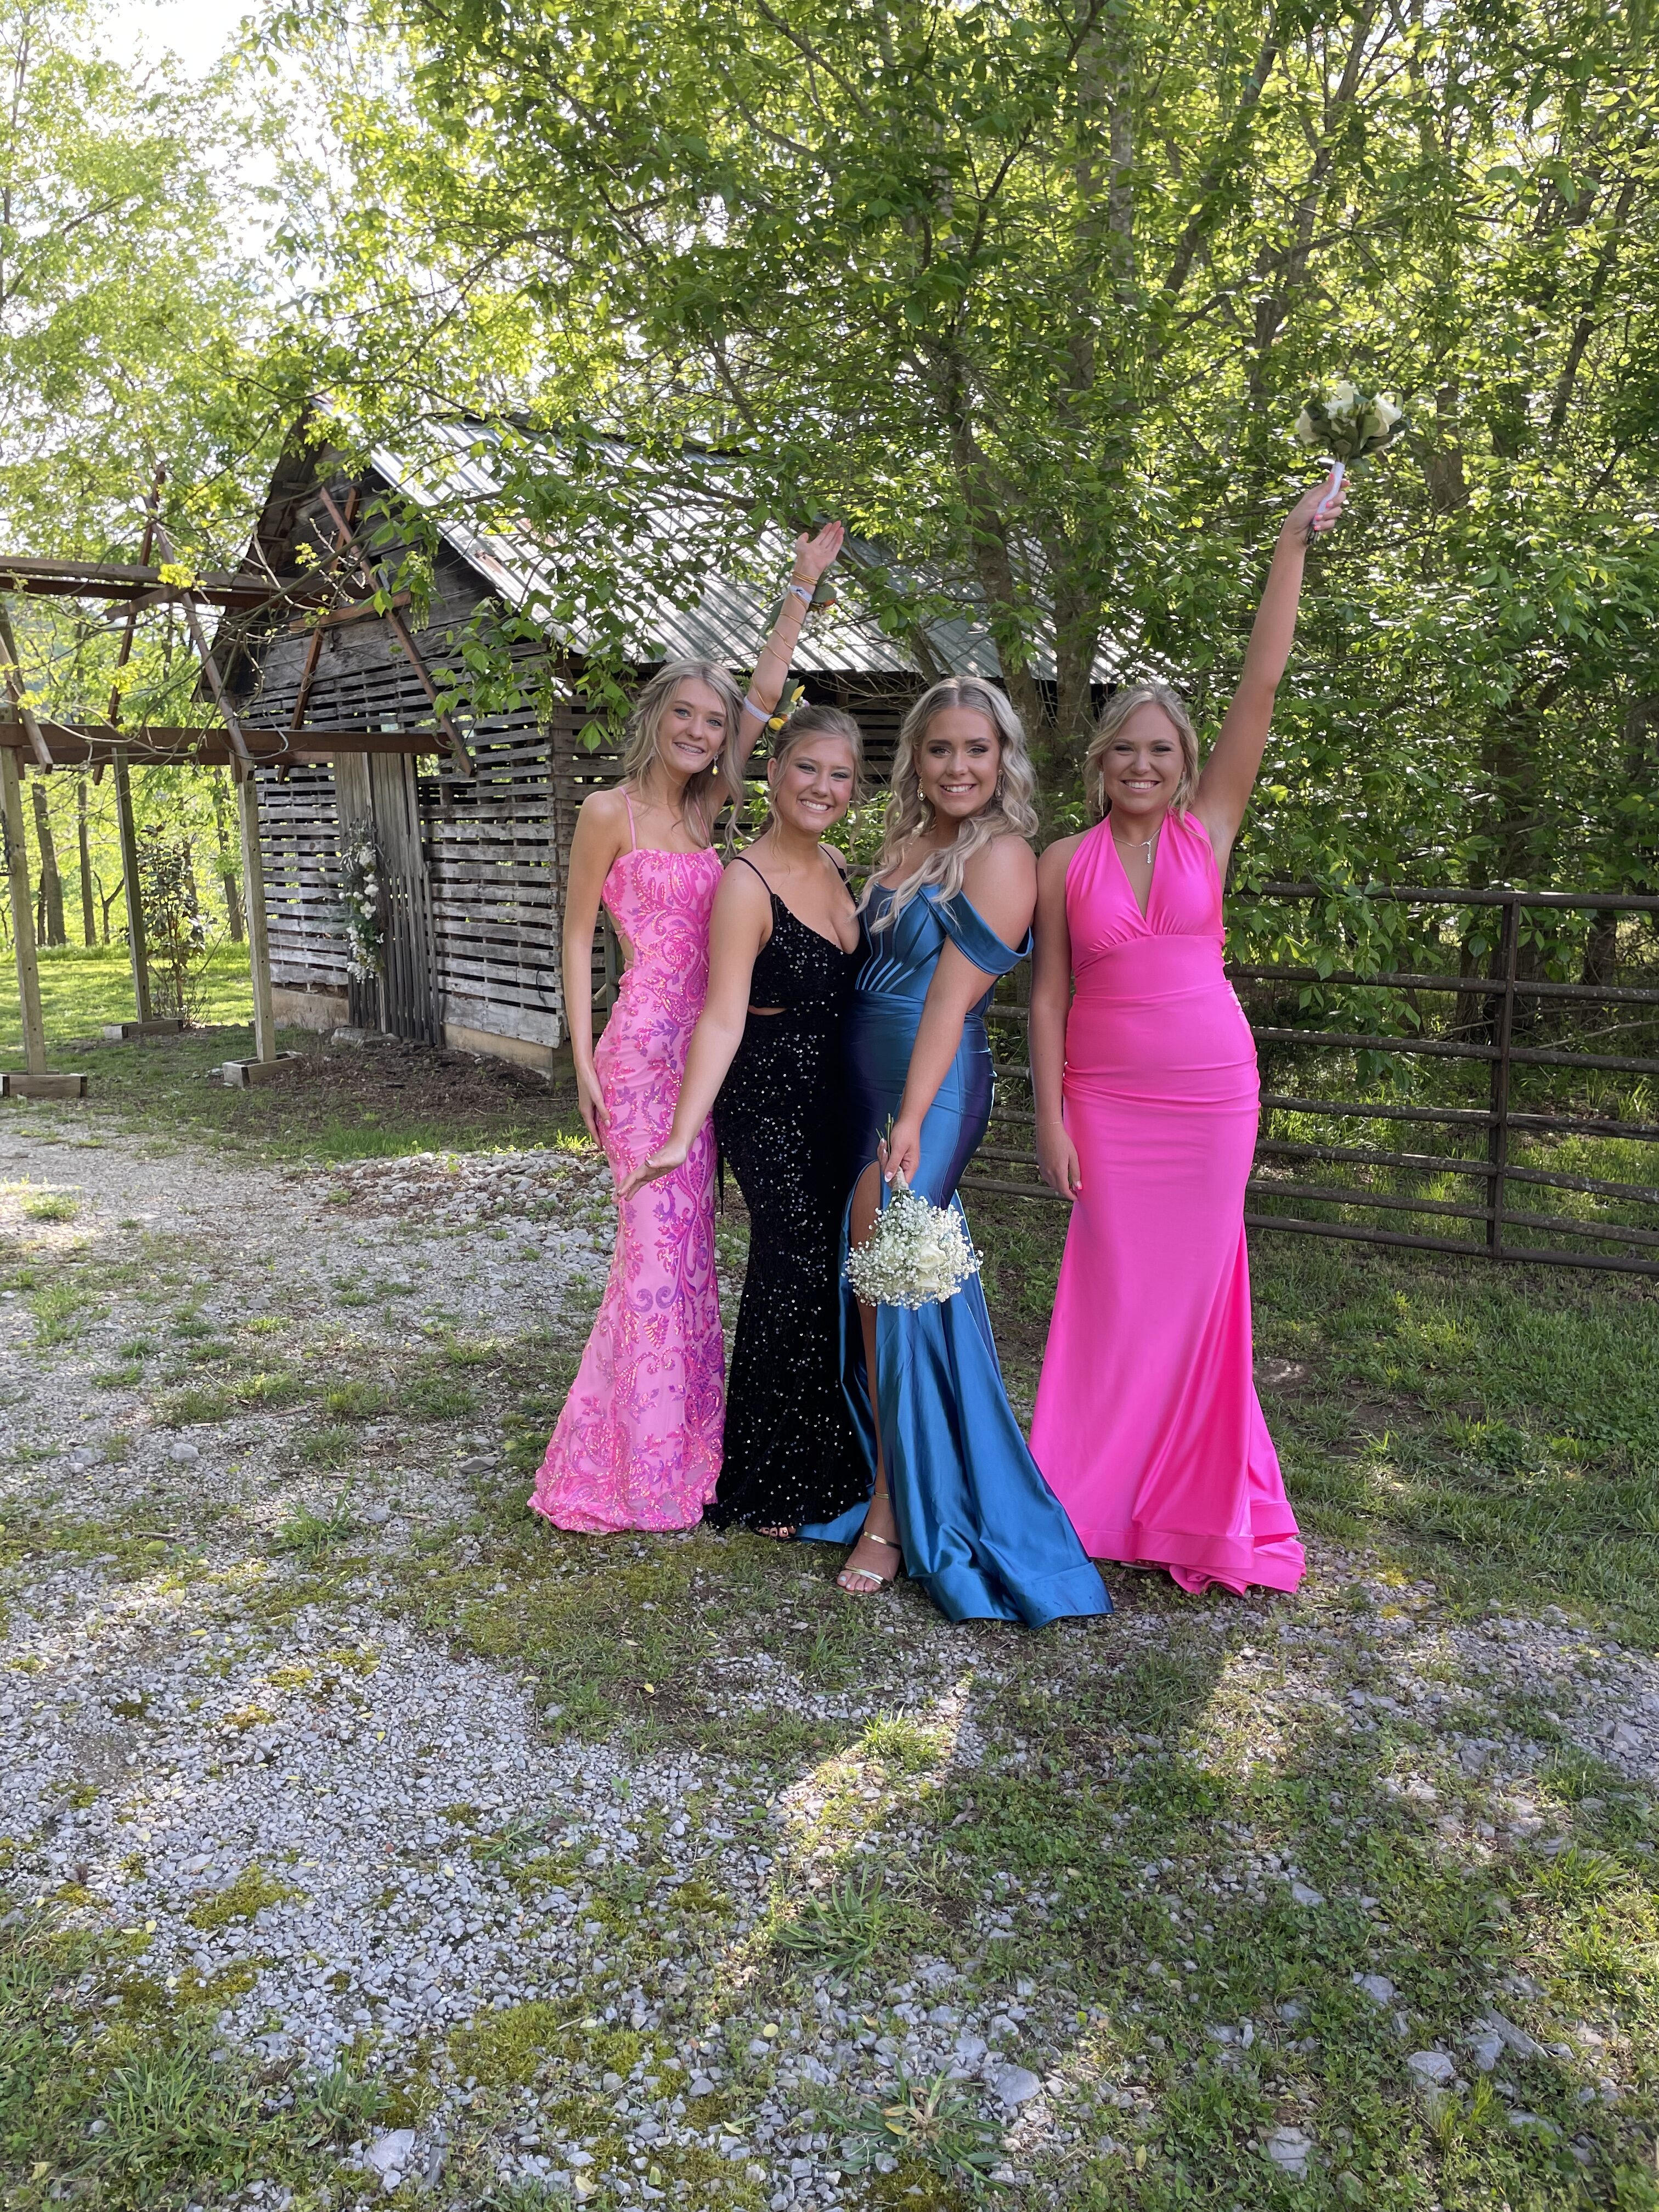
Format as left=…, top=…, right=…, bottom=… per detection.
left=798, top=883, right=1111, bottom=1629
left=1029, top=809, right=1305, bottom=1594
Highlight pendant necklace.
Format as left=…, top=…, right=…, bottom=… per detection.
left=1114, top=825, right=1157, bottom=868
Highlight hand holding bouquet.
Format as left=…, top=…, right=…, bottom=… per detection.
left=845, top=1175, right=980, bottom=1309
left=1294, top=380, right=1406, bottom=527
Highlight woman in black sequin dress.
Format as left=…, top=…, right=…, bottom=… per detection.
left=621, top=704, right=866, bottom=1533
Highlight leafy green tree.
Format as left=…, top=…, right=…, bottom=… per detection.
left=275, top=0, right=1659, bottom=917
left=0, top=0, right=283, bottom=561
left=0, top=0, right=290, bottom=979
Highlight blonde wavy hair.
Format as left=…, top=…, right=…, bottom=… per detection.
left=1084, top=682, right=1201, bottom=821
left=864, top=678, right=1039, bottom=928
left=620, top=658, right=750, bottom=846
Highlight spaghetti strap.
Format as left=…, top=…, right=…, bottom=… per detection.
left=622, top=788, right=637, bottom=851
left=732, top=853, right=774, bottom=893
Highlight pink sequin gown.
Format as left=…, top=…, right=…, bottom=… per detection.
left=1029, top=810, right=1305, bottom=1595
left=532, top=805, right=725, bottom=1532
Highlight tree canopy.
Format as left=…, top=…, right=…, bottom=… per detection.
left=263, top=0, right=1659, bottom=905
left=2, top=0, right=1656, bottom=915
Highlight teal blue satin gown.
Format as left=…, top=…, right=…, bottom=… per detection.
left=799, top=883, right=1111, bottom=1628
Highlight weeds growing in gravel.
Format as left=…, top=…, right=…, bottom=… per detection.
left=839, top=2068, right=1006, bottom=2190
left=0, top=1900, right=377, bottom=2210
left=20, top=1190, right=78, bottom=1222
left=30, top=1277, right=94, bottom=1346
left=272, top=1495, right=356, bottom=1560
left=322, top=1378, right=391, bottom=1420
left=401, top=1365, right=481, bottom=1420
left=296, top=1423, right=358, bottom=1469
left=775, top=1865, right=909, bottom=1973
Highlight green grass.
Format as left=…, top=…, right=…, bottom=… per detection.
left=0, top=940, right=255, bottom=1053
left=971, top=1192, right=1659, bottom=1645
left=0, top=943, right=584, bottom=1160
left=3, top=970, right=1657, bottom=2210
left=271, top=1494, right=357, bottom=1560
left=321, top=1378, right=390, bottom=1420
left=0, top=1901, right=383, bottom=2211
left=772, top=1864, right=918, bottom=1971
left=19, top=1188, right=78, bottom=1222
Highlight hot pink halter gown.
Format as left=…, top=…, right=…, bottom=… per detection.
left=532, top=798, right=725, bottom=1532
left=1029, top=809, right=1305, bottom=1595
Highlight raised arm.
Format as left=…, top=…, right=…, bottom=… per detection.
left=1193, top=473, right=1347, bottom=868
left=617, top=864, right=772, bottom=1198
left=562, top=790, right=628, bottom=1142
left=1030, top=836, right=1084, bottom=1200
left=736, top=522, right=844, bottom=770
left=879, top=837, right=1038, bottom=1188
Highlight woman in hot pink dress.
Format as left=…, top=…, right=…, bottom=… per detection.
left=1028, top=477, right=1346, bottom=1594
left=532, top=523, right=844, bottom=1533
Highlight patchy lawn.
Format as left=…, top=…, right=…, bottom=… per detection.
left=1, top=1041, right=1655, bottom=2212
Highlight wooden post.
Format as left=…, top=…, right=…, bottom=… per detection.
left=0, top=745, right=46, bottom=1074
left=237, top=766, right=275, bottom=1064
left=76, top=774, right=96, bottom=946
left=112, top=747, right=153, bottom=1020
left=110, top=465, right=163, bottom=1023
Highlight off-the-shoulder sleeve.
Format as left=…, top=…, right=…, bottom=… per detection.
left=928, top=887, right=1032, bottom=979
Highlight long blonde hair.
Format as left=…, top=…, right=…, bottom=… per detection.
left=620, top=658, right=749, bottom=846
left=864, top=678, right=1039, bottom=928
left=1084, top=682, right=1200, bottom=821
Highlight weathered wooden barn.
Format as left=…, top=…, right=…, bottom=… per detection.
left=223, top=423, right=1022, bottom=1070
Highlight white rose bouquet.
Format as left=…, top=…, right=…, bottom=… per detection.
left=1295, top=380, right=1406, bottom=509
left=844, top=1176, right=980, bottom=1310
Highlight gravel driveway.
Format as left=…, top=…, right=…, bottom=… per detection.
left=4, top=1116, right=1657, bottom=2210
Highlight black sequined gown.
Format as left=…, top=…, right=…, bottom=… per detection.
left=708, top=862, right=864, bottom=1530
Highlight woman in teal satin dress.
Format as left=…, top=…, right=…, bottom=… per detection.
left=799, top=679, right=1110, bottom=1629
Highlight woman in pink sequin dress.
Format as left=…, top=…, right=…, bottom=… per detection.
left=532, top=524, right=845, bottom=1533
left=1028, top=477, right=1346, bottom=1595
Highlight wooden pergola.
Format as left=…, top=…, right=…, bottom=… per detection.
left=0, top=495, right=467, bottom=1093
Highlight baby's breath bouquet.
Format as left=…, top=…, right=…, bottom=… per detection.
left=1294, top=379, right=1406, bottom=505
left=335, top=826, right=385, bottom=983
left=845, top=1175, right=980, bottom=1310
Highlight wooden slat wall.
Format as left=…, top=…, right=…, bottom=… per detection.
left=421, top=714, right=563, bottom=1046
left=258, top=766, right=351, bottom=991
left=550, top=713, right=627, bottom=1014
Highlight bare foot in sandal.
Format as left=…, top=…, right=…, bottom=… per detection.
left=838, top=1486, right=901, bottom=1594
left=756, top=1525, right=798, bottom=1541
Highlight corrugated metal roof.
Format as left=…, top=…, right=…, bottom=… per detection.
left=371, top=421, right=1124, bottom=684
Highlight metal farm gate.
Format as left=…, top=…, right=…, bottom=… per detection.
left=969, top=882, right=1659, bottom=1279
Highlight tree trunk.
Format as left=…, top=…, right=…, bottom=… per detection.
left=76, top=776, right=96, bottom=946
left=30, top=777, right=65, bottom=946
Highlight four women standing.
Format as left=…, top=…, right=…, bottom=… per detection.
left=533, top=481, right=1345, bottom=1621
